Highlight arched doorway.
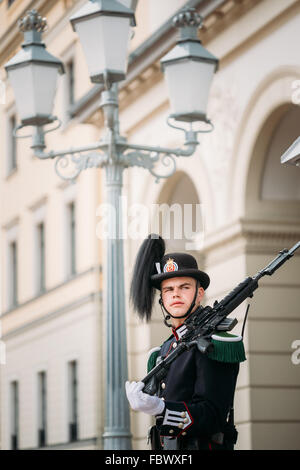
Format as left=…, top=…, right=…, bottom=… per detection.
left=244, top=103, right=300, bottom=449
left=149, top=170, right=205, bottom=343
left=246, top=103, right=300, bottom=218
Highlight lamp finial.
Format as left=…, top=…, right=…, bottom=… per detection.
left=172, top=7, right=203, bottom=29
left=18, top=9, right=47, bottom=33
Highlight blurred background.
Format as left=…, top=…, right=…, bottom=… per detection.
left=0, top=0, right=300, bottom=450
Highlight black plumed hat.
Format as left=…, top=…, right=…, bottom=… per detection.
left=130, top=234, right=165, bottom=321
left=130, top=234, right=210, bottom=321
left=151, top=252, right=210, bottom=290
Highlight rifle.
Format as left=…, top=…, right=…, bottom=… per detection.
left=142, top=240, right=300, bottom=395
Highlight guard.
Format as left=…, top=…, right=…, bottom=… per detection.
left=126, top=234, right=246, bottom=450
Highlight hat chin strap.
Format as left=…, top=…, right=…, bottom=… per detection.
left=159, top=280, right=200, bottom=327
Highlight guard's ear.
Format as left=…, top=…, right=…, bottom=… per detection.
left=129, top=234, right=165, bottom=321
left=197, top=285, right=205, bottom=303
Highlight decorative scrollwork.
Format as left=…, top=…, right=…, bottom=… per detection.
left=149, top=152, right=177, bottom=183
left=121, top=150, right=177, bottom=183
left=55, top=151, right=108, bottom=181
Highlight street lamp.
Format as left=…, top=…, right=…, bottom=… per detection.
left=5, top=10, right=64, bottom=127
left=5, top=4, right=217, bottom=450
left=69, top=0, right=136, bottom=85
left=161, top=10, right=218, bottom=123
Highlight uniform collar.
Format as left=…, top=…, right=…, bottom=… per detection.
left=172, top=323, right=188, bottom=340
left=171, top=305, right=203, bottom=340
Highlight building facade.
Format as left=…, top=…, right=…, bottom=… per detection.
left=0, top=0, right=300, bottom=450
left=0, top=0, right=102, bottom=450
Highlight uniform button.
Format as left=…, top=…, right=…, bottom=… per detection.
left=161, top=383, right=166, bottom=389
left=181, top=412, right=186, bottom=418
left=161, top=397, right=165, bottom=401
left=182, top=432, right=187, bottom=436
left=169, top=429, right=174, bottom=434
left=183, top=418, right=189, bottom=423
left=173, top=342, right=177, bottom=348
left=178, top=423, right=184, bottom=429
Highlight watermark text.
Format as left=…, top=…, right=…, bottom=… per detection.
left=291, top=339, right=300, bottom=365
left=96, top=197, right=205, bottom=250
left=291, top=80, right=300, bottom=105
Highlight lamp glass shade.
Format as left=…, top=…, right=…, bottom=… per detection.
left=7, top=62, right=60, bottom=126
left=163, top=59, right=215, bottom=122
left=73, top=14, right=131, bottom=83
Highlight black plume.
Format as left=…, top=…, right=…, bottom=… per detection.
left=130, top=234, right=165, bottom=321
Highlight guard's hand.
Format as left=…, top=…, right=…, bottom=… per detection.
left=125, top=381, right=165, bottom=416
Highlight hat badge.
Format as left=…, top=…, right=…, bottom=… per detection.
left=163, top=257, right=178, bottom=273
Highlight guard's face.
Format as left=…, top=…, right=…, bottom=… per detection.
left=161, top=276, right=205, bottom=326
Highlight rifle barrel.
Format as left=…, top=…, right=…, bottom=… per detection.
left=254, top=240, right=300, bottom=278
left=289, top=240, right=300, bottom=255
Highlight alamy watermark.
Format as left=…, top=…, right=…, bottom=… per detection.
left=291, top=80, right=300, bottom=105
left=291, top=340, right=300, bottom=365
left=96, top=197, right=205, bottom=250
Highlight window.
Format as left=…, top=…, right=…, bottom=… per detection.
left=67, top=202, right=76, bottom=276
left=6, top=223, right=18, bottom=310
left=63, top=185, right=77, bottom=278
left=8, top=240, right=18, bottom=308
left=10, top=380, right=19, bottom=450
left=68, top=360, right=78, bottom=442
left=62, top=55, right=75, bottom=124
left=8, top=114, right=17, bottom=174
left=36, top=222, right=46, bottom=293
left=32, top=203, right=46, bottom=296
left=37, top=371, right=47, bottom=447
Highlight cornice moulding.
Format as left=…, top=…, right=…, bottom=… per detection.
left=202, top=217, right=300, bottom=264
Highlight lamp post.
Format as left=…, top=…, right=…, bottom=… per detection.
left=5, top=2, right=218, bottom=450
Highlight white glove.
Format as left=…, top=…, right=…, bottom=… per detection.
left=125, top=381, right=165, bottom=416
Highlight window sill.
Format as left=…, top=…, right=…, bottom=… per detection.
left=1, top=265, right=101, bottom=317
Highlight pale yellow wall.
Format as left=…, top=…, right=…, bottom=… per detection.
left=0, top=0, right=102, bottom=449
left=0, top=0, right=32, bottom=37
left=0, top=0, right=102, bottom=312
left=130, top=0, right=186, bottom=51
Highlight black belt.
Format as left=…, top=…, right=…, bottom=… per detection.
left=163, top=432, right=224, bottom=450
left=148, top=425, right=228, bottom=451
